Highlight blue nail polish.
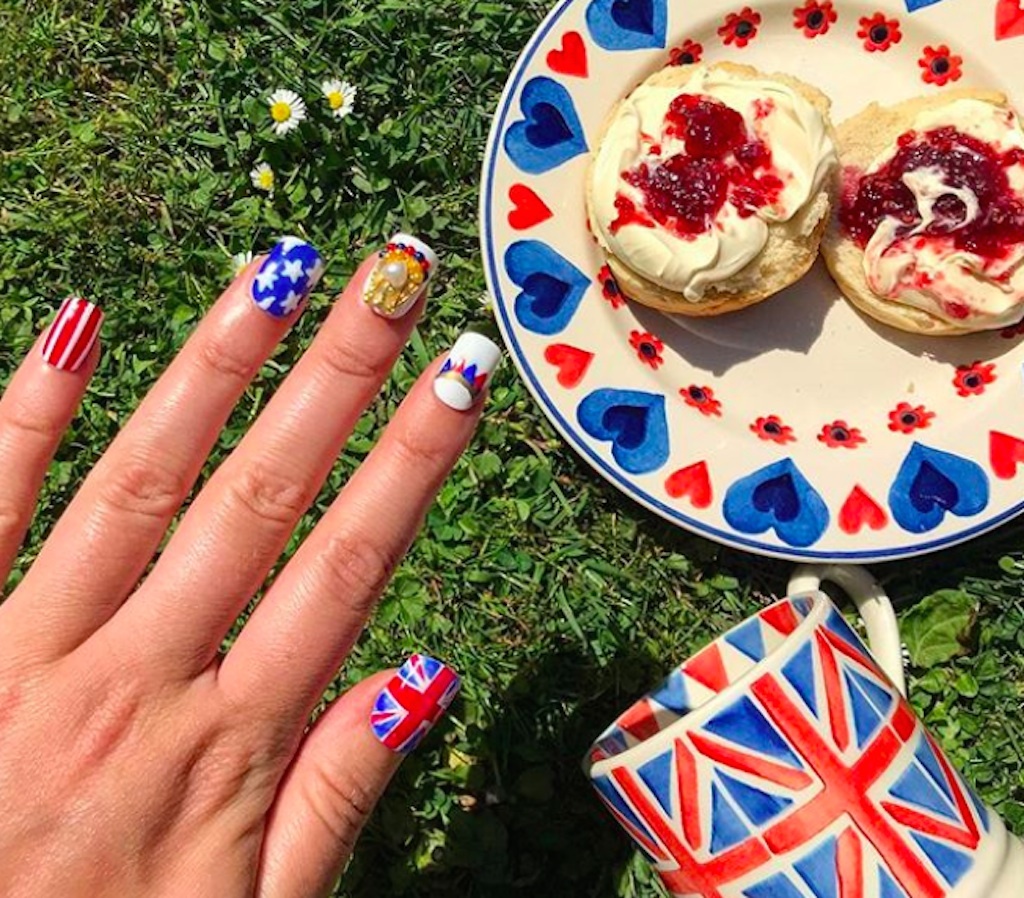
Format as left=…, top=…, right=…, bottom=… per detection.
left=251, top=237, right=325, bottom=318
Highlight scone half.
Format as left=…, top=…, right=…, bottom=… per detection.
left=587, top=61, right=839, bottom=316
left=822, top=89, right=1024, bottom=337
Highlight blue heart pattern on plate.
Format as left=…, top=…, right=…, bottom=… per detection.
left=586, top=0, right=667, bottom=50
left=724, top=460, right=830, bottom=548
left=889, top=443, right=989, bottom=534
left=578, top=389, right=670, bottom=475
left=506, top=241, right=590, bottom=336
left=504, top=77, right=588, bottom=175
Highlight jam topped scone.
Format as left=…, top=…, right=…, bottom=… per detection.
left=587, top=62, right=839, bottom=316
left=824, top=91, right=1024, bottom=336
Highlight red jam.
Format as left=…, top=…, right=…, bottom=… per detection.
left=840, top=126, right=1024, bottom=261
left=610, top=94, right=785, bottom=237
left=612, top=195, right=655, bottom=231
left=666, top=94, right=747, bottom=158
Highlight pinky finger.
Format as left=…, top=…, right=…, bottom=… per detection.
left=0, top=296, right=102, bottom=585
left=257, top=656, right=460, bottom=898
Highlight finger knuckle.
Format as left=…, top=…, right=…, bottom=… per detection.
left=0, top=397, right=64, bottom=447
left=315, top=333, right=383, bottom=386
left=194, top=330, right=261, bottom=387
left=315, top=528, right=401, bottom=611
left=225, top=459, right=312, bottom=528
left=303, top=761, right=379, bottom=858
left=388, top=423, right=455, bottom=477
left=66, top=642, right=152, bottom=770
left=96, top=457, right=188, bottom=522
left=0, top=500, right=26, bottom=545
left=183, top=723, right=281, bottom=812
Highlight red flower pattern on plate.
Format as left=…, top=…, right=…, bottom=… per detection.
left=920, top=45, right=963, bottom=86
left=719, top=7, right=762, bottom=48
left=669, top=39, right=704, bottom=66
left=751, top=415, right=796, bottom=444
left=888, top=402, right=935, bottom=434
left=858, top=13, right=902, bottom=52
left=630, top=330, right=664, bottom=369
left=598, top=264, right=625, bottom=310
left=793, top=1, right=837, bottom=38
left=954, top=361, right=997, bottom=397
left=681, top=385, right=722, bottom=417
left=818, top=420, right=866, bottom=449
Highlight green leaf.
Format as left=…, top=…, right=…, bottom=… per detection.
left=902, top=590, right=978, bottom=668
left=954, top=671, right=980, bottom=698
left=191, top=131, right=228, bottom=148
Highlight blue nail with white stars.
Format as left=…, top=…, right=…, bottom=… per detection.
left=251, top=236, right=325, bottom=318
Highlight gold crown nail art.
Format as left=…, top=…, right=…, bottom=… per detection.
left=363, top=235, right=437, bottom=319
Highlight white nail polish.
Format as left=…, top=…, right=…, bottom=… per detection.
left=362, top=233, right=438, bottom=319
left=434, top=332, right=502, bottom=411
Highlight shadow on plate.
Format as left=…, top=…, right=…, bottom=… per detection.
left=626, top=258, right=1024, bottom=376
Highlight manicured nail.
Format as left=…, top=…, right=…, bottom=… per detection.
left=434, top=332, right=502, bottom=411
left=362, top=233, right=438, bottom=319
left=251, top=236, right=324, bottom=318
left=41, top=296, right=103, bottom=373
left=371, top=654, right=461, bottom=755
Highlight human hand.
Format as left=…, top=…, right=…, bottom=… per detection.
left=0, top=236, right=500, bottom=898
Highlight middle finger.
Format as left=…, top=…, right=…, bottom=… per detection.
left=112, top=235, right=438, bottom=674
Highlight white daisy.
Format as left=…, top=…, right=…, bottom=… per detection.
left=250, top=162, right=275, bottom=194
left=232, top=251, right=254, bottom=277
left=267, top=88, right=306, bottom=136
left=321, top=79, right=356, bottom=119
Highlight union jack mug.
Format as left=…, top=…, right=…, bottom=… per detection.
left=585, top=565, right=1024, bottom=898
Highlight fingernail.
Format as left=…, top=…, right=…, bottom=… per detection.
left=433, top=332, right=502, bottom=412
left=251, top=236, right=325, bottom=318
left=41, top=296, right=103, bottom=373
left=362, top=233, right=438, bottom=319
left=371, top=654, right=461, bottom=755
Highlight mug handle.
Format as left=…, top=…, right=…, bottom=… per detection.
left=787, top=563, right=907, bottom=698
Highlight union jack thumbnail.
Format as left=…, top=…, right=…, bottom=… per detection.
left=372, top=654, right=461, bottom=754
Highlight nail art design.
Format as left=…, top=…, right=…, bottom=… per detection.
left=251, top=236, right=325, bottom=318
left=371, top=654, right=461, bottom=754
left=362, top=233, right=438, bottom=319
left=434, top=332, right=503, bottom=411
left=41, top=296, right=103, bottom=373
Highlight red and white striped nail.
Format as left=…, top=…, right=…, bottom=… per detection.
left=41, top=296, right=103, bottom=373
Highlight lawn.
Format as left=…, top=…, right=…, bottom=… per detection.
left=1, top=1, right=1023, bottom=895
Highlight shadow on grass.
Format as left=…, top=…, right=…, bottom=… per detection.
left=344, top=456, right=1024, bottom=897
left=346, top=642, right=679, bottom=897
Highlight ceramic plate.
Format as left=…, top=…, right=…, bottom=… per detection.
left=480, top=0, right=1024, bottom=562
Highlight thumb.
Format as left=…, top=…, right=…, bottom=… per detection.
left=256, top=655, right=461, bottom=898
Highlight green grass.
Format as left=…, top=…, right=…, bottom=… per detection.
left=2, top=2, right=1023, bottom=895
